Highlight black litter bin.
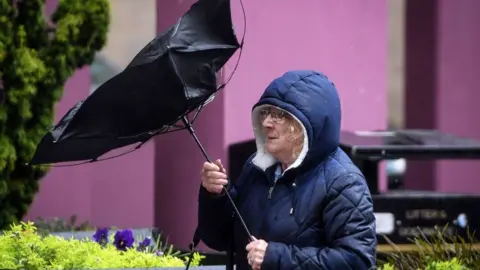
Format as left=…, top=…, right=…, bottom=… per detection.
left=339, top=129, right=480, bottom=194
left=339, top=129, right=480, bottom=250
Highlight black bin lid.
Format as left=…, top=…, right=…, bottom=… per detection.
left=339, top=129, right=480, bottom=160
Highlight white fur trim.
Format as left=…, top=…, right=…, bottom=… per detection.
left=251, top=105, right=309, bottom=175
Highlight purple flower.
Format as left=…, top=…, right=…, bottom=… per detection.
left=137, top=236, right=151, bottom=251
left=114, top=229, right=134, bottom=251
left=93, top=228, right=109, bottom=245
left=156, top=250, right=164, bottom=256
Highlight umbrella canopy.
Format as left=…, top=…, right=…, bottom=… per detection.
left=29, top=0, right=241, bottom=165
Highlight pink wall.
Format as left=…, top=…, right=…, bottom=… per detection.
left=24, top=0, right=156, bottom=228
left=435, top=0, right=480, bottom=193
left=404, top=0, right=480, bottom=193
left=25, top=68, right=94, bottom=223
left=154, top=0, right=388, bottom=250
left=224, top=0, right=388, bottom=144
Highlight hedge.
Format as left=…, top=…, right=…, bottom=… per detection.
left=0, top=0, right=110, bottom=229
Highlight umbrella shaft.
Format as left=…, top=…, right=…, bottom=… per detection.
left=182, top=116, right=252, bottom=239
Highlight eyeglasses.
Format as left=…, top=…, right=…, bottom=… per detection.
left=259, top=106, right=286, bottom=123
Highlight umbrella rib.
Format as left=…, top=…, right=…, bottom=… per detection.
left=33, top=136, right=152, bottom=168
left=173, top=44, right=239, bottom=52
left=95, top=139, right=150, bottom=161
left=190, top=104, right=205, bottom=124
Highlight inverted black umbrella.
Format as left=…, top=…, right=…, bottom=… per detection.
left=28, top=0, right=250, bottom=268
left=31, top=0, right=243, bottom=165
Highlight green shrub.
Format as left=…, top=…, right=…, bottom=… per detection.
left=0, top=0, right=110, bottom=230
left=379, top=258, right=468, bottom=270
left=0, top=222, right=203, bottom=269
left=378, top=225, right=479, bottom=270
left=425, top=258, right=469, bottom=270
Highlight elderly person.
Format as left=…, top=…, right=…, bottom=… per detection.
left=197, top=70, right=377, bottom=270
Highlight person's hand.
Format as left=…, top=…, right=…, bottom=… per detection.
left=246, top=236, right=268, bottom=270
left=201, top=159, right=228, bottom=194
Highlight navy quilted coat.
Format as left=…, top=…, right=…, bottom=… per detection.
left=197, top=70, right=377, bottom=269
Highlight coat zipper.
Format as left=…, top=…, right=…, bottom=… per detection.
left=268, top=183, right=276, bottom=199
left=268, top=168, right=283, bottom=199
left=260, top=180, right=277, bottom=238
left=268, top=177, right=295, bottom=200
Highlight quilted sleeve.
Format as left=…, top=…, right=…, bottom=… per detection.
left=196, top=184, right=235, bottom=251
left=261, top=172, right=377, bottom=270
left=196, top=156, right=254, bottom=252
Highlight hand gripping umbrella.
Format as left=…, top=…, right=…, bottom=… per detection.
left=28, top=0, right=250, bottom=268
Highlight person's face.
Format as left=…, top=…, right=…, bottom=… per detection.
left=259, top=106, right=292, bottom=156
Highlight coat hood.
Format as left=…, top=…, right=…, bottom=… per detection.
left=251, top=70, right=341, bottom=174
